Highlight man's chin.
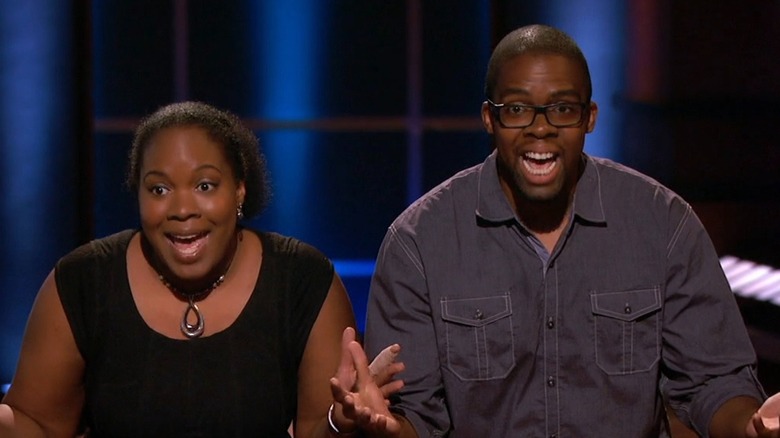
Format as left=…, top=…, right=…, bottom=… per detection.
left=514, top=178, right=563, bottom=204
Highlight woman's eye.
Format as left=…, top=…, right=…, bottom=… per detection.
left=151, top=186, right=168, bottom=196
left=197, top=182, right=216, bottom=192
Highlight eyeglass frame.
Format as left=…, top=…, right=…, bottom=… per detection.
left=485, top=99, right=590, bottom=129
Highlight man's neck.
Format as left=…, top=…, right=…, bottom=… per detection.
left=516, top=196, right=572, bottom=254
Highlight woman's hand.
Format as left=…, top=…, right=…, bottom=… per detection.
left=329, top=327, right=405, bottom=437
left=746, top=392, right=780, bottom=437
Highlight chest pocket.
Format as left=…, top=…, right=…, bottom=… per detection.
left=440, top=294, right=515, bottom=381
left=591, top=287, right=662, bottom=375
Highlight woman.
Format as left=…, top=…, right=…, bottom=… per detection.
left=0, top=102, right=402, bottom=437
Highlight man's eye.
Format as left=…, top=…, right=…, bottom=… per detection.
left=507, top=104, right=528, bottom=115
left=554, top=104, right=576, bottom=114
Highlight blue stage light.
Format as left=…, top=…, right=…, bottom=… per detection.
left=0, top=0, right=77, bottom=384
left=540, top=0, right=627, bottom=161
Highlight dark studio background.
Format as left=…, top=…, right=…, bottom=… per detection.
left=1, top=0, right=779, bottom=428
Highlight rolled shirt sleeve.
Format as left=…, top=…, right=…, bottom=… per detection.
left=660, top=200, right=765, bottom=436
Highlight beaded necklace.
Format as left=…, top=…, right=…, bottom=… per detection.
left=145, top=233, right=239, bottom=339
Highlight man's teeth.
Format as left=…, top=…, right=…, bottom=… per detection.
left=525, top=152, right=554, bottom=160
left=522, top=152, right=557, bottom=176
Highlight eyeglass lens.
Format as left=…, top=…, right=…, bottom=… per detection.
left=498, top=103, right=583, bottom=128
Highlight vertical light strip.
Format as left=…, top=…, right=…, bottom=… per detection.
left=173, top=0, right=189, bottom=102
left=255, top=1, right=320, bottom=119
left=406, top=0, right=424, bottom=204
left=540, top=0, right=627, bottom=161
left=626, top=0, right=667, bottom=102
left=249, top=1, right=323, bottom=237
left=91, top=2, right=106, bottom=114
left=0, top=1, right=76, bottom=383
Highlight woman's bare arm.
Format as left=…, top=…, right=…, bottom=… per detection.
left=293, top=273, right=356, bottom=438
left=0, top=270, right=86, bottom=437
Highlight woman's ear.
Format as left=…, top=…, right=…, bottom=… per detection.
left=236, top=181, right=246, bottom=207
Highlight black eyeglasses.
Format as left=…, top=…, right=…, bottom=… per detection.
left=486, top=99, right=589, bottom=128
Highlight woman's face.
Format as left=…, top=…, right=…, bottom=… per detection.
left=138, top=125, right=245, bottom=287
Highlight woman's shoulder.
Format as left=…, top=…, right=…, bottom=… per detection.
left=57, top=229, right=136, bottom=272
left=249, top=229, right=328, bottom=261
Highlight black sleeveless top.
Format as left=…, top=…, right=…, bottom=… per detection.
left=56, top=229, right=333, bottom=437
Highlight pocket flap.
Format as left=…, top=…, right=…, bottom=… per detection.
left=441, top=295, right=511, bottom=327
left=591, top=288, right=661, bottom=322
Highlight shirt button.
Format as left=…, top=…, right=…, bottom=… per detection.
left=547, top=376, right=555, bottom=387
left=624, top=304, right=632, bottom=314
left=546, top=317, right=555, bottom=329
left=474, top=309, right=484, bottom=320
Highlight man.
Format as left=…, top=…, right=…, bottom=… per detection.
left=363, top=24, right=778, bottom=437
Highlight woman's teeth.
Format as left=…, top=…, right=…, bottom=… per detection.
left=169, top=233, right=207, bottom=256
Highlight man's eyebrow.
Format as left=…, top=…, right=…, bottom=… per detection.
left=498, top=88, right=531, bottom=98
left=549, top=89, right=582, bottom=99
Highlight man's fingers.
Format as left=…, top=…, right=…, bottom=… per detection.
left=373, top=362, right=405, bottom=387
left=379, top=379, right=404, bottom=398
left=368, top=343, right=401, bottom=375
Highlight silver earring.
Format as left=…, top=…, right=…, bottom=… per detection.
left=236, top=204, right=244, bottom=220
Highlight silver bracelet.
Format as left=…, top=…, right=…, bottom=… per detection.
left=327, top=403, right=356, bottom=436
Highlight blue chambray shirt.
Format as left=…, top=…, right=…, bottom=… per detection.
left=365, top=150, right=765, bottom=438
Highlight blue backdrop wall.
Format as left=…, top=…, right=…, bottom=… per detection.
left=0, top=0, right=629, bottom=385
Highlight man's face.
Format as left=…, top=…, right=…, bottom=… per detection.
left=482, top=53, right=597, bottom=206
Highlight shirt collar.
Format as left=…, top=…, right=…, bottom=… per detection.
left=475, top=150, right=516, bottom=223
left=476, top=151, right=607, bottom=225
left=572, top=154, right=607, bottom=225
